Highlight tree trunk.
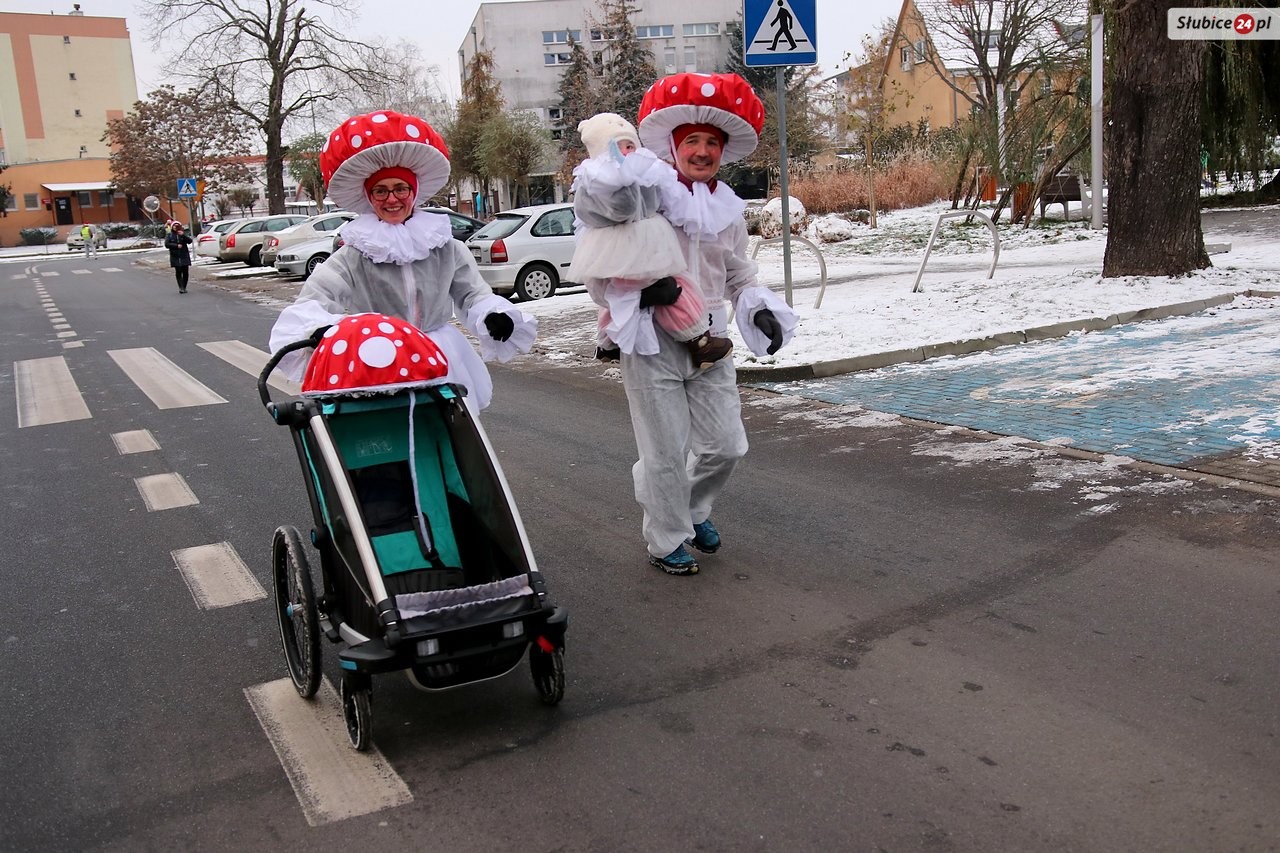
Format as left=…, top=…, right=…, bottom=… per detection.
left=1103, top=0, right=1210, bottom=277
left=264, top=120, right=286, bottom=216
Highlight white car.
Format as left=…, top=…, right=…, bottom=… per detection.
left=274, top=235, right=334, bottom=279
left=465, top=203, right=578, bottom=300
left=261, top=211, right=355, bottom=267
left=195, top=219, right=242, bottom=259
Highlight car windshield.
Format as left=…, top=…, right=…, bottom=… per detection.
left=471, top=215, right=526, bottom=241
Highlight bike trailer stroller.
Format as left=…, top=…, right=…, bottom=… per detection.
left=258, top=314, right=567, bottom=751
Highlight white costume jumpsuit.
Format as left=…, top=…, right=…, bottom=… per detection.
left=268, top=212, right=534, bottom=410
left=619, top=179, right=797, bottom=558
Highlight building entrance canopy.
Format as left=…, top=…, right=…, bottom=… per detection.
left=41, top=181, right=115, bottom=193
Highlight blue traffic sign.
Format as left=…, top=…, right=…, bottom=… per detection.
left=176, top=177, right=198, bottom=198
left=743, top=0, right=816, bottom=67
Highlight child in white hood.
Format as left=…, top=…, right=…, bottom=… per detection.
left=568, top=112, right=732, bottom=369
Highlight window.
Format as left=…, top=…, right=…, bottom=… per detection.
left=547, top=107, right=562, bottom=121
left=592, top=51, right=604, bottom=74
left=543, top=52, right=573, bottom=66
left=24, top=193, right=39, bottom=210
left=531, top=207, right=574, bottom=237
left=682, top=22, right=719, bottom=37
left=551, top=128, right=564, bottom=140
left=62, top=35, right=70, bottom=44
left=589, top=28, right=604, bottom=41
left=542, top=30, right=580, bottom=45
left=684, top=45, right=697, bottom=71
left=981, top=29, right=999, bottom=51
left=1041, top=75, right=1053, bottom=95
left=3, top=195, right=15, bottom=212
left=900, top=46, right=911, bottom=71
left=77, top=191, right=92, bottom=207
left=913, top=39, right=927, bottom=63
left=69, top=72, right=77, bottom=80
left=74, top=109, right=82, bottom=117
left=635, top=25, right=674, bottom=39
left=663, top=47, right=676, bottom=73
left=97, top=190, right=114, bottom=206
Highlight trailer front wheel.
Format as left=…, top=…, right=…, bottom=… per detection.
left=272, top=525, right=321, bottom=698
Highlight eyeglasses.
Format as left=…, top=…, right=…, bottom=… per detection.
left=369, top=184, right=414, bottom=201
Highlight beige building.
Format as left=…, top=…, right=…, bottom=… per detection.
left=0, top=6, right=140, bottom=246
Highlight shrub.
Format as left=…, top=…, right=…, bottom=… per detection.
left=790, top=153, right=953, bottom=215
left=101, top=222, right=140, bottom=238
left=138, top=223, right=167, bottom=239
left=20, top=227, right=58, bottom=246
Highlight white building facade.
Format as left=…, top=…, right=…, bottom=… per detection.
left=457, top=0, right=744, bottom=212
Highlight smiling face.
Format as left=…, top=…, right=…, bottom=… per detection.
left=674, top=130, right=724, bottom=183
left=368, top=178, right=415, bottom=224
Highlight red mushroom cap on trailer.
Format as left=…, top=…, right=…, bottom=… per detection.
left=301, top=313, right=451, bottom=397
left=319, top=111, right=451, bottom=214
left=637, top=73, right=765, bottom=164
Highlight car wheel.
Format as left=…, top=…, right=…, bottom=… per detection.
left=248, top=246, right=262, bottom=267
left=515, top=262, right=557, bottom=301
left=304, top=253, right=330, bottom=278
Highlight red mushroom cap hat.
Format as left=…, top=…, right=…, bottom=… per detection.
left=320, top=111, right=451, bottom=214
left=637, top=73, right=765, bottom=164
left=301, top=313, right=450, bottom=397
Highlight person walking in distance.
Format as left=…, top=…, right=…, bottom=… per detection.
left=165, top=222, right=193, bottom=293
left=615, top=72, right=798, bottom=575
left=80, top=223, right=98, bottom=259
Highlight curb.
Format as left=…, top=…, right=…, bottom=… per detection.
left=737, top=289, right=1267, bottom=382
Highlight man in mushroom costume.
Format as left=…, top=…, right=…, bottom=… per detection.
left=268, top=110, right=536, bottom=411
left=618, top=71, right=799, bottom=575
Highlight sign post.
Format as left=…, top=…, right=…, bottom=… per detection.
left=743, top=0, right=816, bottom=307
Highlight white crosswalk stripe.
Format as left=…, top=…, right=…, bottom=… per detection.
left=245, top=678, right=413, bottom=826
left=15, top=356, right=92, bottom=426
left=133, top=472, right=199, bottom=511
left=101, top=267, right=122, bottom=272
left=197, top=340, right=301, bottom=396
left=108, top=347, right=228, bottom=409
left=39, top=271, right=59, bottom=277
left=72, top=270, right=91, bottom=275
left=171, top=543, right=266, bottom=608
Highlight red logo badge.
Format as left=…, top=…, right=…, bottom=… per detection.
left=1234, top=13, right=1255, bottom=34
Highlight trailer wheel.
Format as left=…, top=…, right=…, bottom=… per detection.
left=341, top=672, right=373, bottom=751
left=529, top=645, right=565, bottom=705
left=272, top=526, right=321, bottom=698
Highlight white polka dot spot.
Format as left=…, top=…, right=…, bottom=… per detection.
left=371, top=113, right=388, bottom=123
left=331, top=339, right=348, bottom=355
left=736, top=98, right=743, bottom=104
left=701, top=83, right=716, bottom=97
left=351, top=135, right=363, bottom=148
left=324, top=326, right=340, bottom=338
left=377, top=321, right=396, bottom=334
left=400, top=368, right=409, bottom=377
left=394, top=339, right=403, bottom=347
left=365, top=130, right=372, bottom=136
left=358, top=336, right=397, bottom=368
left=410, top=353, right=421, bottom=363
left=361, top=326, right=372, bottom=335
left=348, top=360, right=355, bottom=373
left=405, top=124, right=421, bottom=138
left=671, top=85, right=679, bottom=93
left=329, top=375, right=339, bottom=385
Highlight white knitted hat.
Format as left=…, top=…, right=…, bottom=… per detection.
left=577, top=112, right=641, bottom=159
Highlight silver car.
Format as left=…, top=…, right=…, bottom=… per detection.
left=466, top=203, right=577, bottom=300
left=274, top=235, right=333, bottom=279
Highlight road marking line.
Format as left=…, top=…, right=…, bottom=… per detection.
left=101, top=267, right=121, bottom=272
left=172, top=543, right=266, bottom=608
left=244, top=678, right=413, bottom=826
left=197, top=340, right=301, bottom=396
left=112, top=429, right=159, bottom=454
left=108, top=347, right=228, bottom=409
left=134, top=472, right=199, bottom=510
left=53, top=323, right=71, bottom=330
left=11, top=274, right=27, bottom=280
left=63, top=341, right=84, bottom=349
left=56, top=331, right=77, bottom=339
left=72, top=270, right=91, bottom=275
left=39, top=271, right=59, bottom=277
left=15, top=356, right=92, bottom=426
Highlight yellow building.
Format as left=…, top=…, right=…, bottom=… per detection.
left=0, top=7, right=139, bottom=247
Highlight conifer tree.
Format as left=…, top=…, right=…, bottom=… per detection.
left=450, top=49, right=505, bottom=213
left=598, top=0, right=658, bottom=121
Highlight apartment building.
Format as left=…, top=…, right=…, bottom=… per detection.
left=457, top=0, right=742, bottom=210
left=0, top=5, right=140, bottom=246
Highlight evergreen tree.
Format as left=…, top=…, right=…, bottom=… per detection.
left=556, top=35, right=599, bottom=158
left=599, top=0, right=658, bottom=121
left=449, top=49, right=505, bottom=212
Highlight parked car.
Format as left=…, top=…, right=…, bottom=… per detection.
left=274, top=235, right=335, bottom=279
left=329, top=206, right=487, bottom=254
left=66, top=225, right=107, bottom=251
left=261, top=211, right=356, bottom=267
left=465, top=203, right=577, bottom=300
left=195, top=219, right=243, bottom=260
left=218, top=214, right=309, bottom=266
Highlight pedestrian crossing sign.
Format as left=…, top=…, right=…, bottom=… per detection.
left=177, top=178, right=198, bottom=198
left=743, top=0, right=816, bottom=67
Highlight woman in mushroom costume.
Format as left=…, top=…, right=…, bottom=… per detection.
left=614, top=72, right=800, bottom=575
left=269, top=110, right=535, bottom=411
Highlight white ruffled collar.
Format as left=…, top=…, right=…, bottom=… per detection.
left=659, top=179, right=746, bottom=239
left=342, top=211, right=453, bottom=265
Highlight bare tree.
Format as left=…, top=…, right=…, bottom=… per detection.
left=481, top=111, right=552, bottom=208
left=1103, top=0, right=1209, bottom=276
left=837, top=20, right=903, bottom=226
left=143, top=1, right=392, bottom=215
left=344, top=40, right=453, bottom=129
left=103, top=85, right=254, bottom=213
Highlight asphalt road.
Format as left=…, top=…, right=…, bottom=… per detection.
left=1, top=249, right=1277, bottom=852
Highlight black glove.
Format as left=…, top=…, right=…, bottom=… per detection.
left=484, top=312, right=514, bottom=342
left=595, top=345, right=621, bottom=362
left=753, top=309, right=784, bottom=355
left=639, top=276, right=681, bottom=308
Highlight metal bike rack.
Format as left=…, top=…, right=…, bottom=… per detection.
left=911, top=209, right=1000, bottom=293
left=751, top=234, right=829, bottom=307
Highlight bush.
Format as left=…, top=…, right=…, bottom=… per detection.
left=138, top=223, right=167, bottom=239
left=101, top=222, right=140, bottom=238
left=790, top=153, right=952, bottom=215
left=20, top=227, right=58, bottom=246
